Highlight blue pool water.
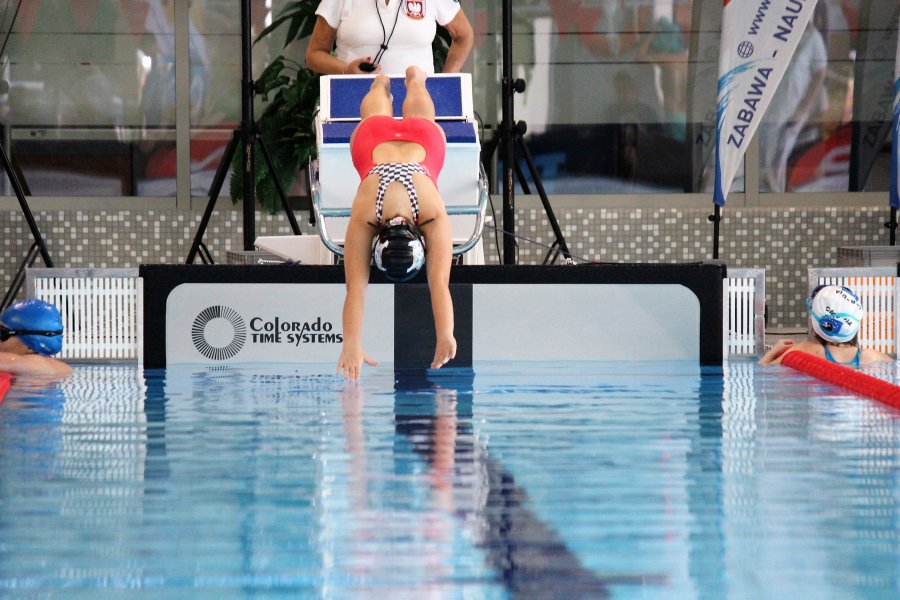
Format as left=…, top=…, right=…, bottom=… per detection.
left=1, top=359, right=899, bottom=599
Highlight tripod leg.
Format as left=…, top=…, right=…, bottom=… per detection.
left=542, top=240, right=562, bottom=266
left=186, top=130, right=240, bottom=264
left=2, top=243, right=40, bottom=311
left=0, top=140, right=53, bottom=267
left=514, top=160, right=532, bottom=195
left=514, top=133, right=572, bottom=261
left=255, top=133, right=302, bottom=235
left=198, top=242, right=214, bottom=265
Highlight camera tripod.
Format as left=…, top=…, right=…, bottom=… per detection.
left=481, top=0, right=571, bottom=265
left=0, top=126, right=54, bottom=311
left=186, top=0, right=301, bottom=264
left=0, top=0, right=53, bottom=310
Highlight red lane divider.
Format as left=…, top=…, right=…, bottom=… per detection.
left=781, top=351, right=900, bottom=411
left=0, top=372, right=11, bottom=405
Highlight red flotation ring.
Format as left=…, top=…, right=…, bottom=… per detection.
left=781, top=351, right=900, bottom=411
left=0, top=372, right=11, bottom=405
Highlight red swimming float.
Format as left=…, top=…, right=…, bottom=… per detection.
left=0, top=372, right=11, bottom=405
left=781, top=351, right=900, bottom=411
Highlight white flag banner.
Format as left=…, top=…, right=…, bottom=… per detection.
left=714, top=0, right=819, bottom=206
left=892, top=14, right=900, bottom=209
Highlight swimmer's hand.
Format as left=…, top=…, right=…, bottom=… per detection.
left=337, top=345, right=378, bottom=380
left=431, top=334, right=457, bottom=369
left=759, top=339, right=794, bottom=365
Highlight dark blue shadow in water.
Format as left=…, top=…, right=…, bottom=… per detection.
left=687, top=366, right=727, bottom=600
left=142, top=369, right=171, bottom=485
left=393, top=368, right=667, bottom=599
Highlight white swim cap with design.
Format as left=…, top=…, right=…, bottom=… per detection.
left=806, top=285, right=864, bottom=343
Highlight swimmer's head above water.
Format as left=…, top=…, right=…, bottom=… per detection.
left=0, top=298, right=65, bottom=356
left=806, top=284, right=864, bottom=344
left=373, top=216, right=426, bottom=282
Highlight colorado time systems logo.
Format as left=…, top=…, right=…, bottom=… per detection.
left=192, top=306, right=342, bottom=360
left=192, top=305, right=247, bottom=360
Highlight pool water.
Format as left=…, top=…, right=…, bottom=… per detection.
left=1, top=360, right=899, bottom=599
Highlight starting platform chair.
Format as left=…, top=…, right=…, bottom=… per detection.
left=310, top=73, right=488, bottom=264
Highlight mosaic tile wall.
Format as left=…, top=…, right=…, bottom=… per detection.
left=0, top=205, right=891, bottom=329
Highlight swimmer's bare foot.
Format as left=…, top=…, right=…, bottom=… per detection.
left=405, top=65, right=427, bottom=86
left=372, top=74, right=391, bottom=93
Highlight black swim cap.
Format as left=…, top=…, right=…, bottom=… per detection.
left=373, top=217, right=426, bottom=282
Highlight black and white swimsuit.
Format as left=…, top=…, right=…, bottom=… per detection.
left=367, top=162, right=427, bottom=225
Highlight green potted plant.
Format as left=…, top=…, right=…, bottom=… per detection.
left=231, top=0, right=452, bottom=214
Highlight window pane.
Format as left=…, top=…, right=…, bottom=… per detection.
left=189, top=0, right=239, bottom=199
left=758, top=0, right=897, bottom=194
left=844, top=0, right=895, bottom=194
left=473, top=0, right=726, bottom=195
left=3, top=0, right=176, bottom=197
left=189, top=1, right=309, bottom=205
left=758, top=1, right=841, bottom=193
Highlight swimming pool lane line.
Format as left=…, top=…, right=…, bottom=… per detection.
left=781, top=351, right=900, bottom=410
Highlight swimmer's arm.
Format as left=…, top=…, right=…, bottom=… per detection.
left=0, top=352, right=72, bottom=377
left=760, top=340, right=821, bottom=365
left=338, top=212, right=378, bottom=379
left=425, top=213, right=456, bottom=369
left=759, top=339, right=794, bottom=364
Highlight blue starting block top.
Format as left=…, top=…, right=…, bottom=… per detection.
left=322, top=121, right=477, bottom=144
left=326, top=75, right=467, bottom=120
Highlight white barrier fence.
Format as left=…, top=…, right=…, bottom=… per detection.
left=27, top=268, right=142, bottom=362
left=724, top=269, right=766, bottom=356
left=809, top=267, right=897, bottom=355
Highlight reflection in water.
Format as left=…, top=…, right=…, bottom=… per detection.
left=393, top=369, right=615, bottom=599
left=0, top=367, right=148, bottom=587
left=724, top=359, right=900, bottom=596
left=326, top=368, right=618, bottom=598
left=1, top=362, right=899, bottom=597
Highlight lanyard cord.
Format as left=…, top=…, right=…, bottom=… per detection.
left=373, top=0, right=403, bottom=65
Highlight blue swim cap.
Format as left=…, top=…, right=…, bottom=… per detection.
left=0, top=299, right=64, bottom=356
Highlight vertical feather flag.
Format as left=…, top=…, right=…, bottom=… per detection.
left=714, top=0, right=820, bottom=206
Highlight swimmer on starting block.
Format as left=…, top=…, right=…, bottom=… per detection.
left=338, top=66, right=456, bottom=380
left=760, top=284, right=892, bottom=366
left=0, top=299, right=72, bottom=377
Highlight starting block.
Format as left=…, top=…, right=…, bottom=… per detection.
left=310, top=73, right=488, bottom=263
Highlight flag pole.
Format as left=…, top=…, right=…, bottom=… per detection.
left=709, top=205, right=721, bottom=259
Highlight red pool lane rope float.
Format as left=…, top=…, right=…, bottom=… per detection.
left=0, top=372, right=11, bottom=405
left=781, top=351, right=900, bottom=411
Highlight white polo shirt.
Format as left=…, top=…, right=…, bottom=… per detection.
left=316, top=0, right=461, bottom=74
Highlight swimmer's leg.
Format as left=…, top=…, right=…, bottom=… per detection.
left=401, top=66, right=436, bottom=122
left=359, top=74, right=394, bottom=120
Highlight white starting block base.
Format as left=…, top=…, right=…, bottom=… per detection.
left=140, top=263, right=726, bottom=367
